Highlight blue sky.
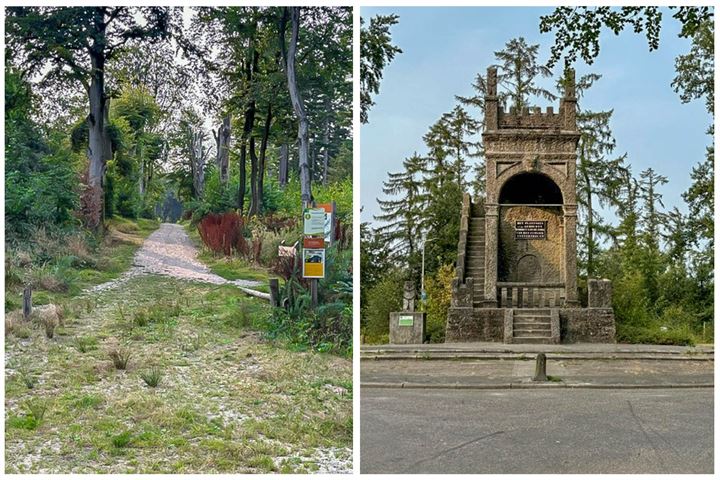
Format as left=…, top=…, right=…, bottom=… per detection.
left=360, top=7, right=712, bottom=225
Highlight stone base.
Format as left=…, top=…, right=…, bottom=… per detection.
left=447, top=307, right=616, bottom=344
left=446, top=308, right=505, bottom=342
left=389, top=312, right=426, bottom=344
left=560, top=308, right=616, bottom=343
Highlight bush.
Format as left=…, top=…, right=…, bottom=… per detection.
left=616, top=323, right=696, bottom=346
left=197, top=212, right=247, bottom=256
left=362, top=270, right=404, bottom=343
left=425, top=264, right=454, bottom=343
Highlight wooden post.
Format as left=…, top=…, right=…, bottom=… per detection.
left=532, top=353, right=548, bottom=382
left=311, top=279, right=318, bottom=308
left=22, top=286, right=32, bottom=320
left=269, top=278, right=280, bottom=308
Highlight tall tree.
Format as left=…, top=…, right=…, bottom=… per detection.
left=281, top=7, right=311, bottom=207
left=564, top=72, right=628, bottom=276
left=374, top=154, right=426, bottom=265
left=360, top=14, right=402, bottom=124
left=6, top=7, right=180, bottom=230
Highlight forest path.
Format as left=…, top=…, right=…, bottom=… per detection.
left=88, top=223, right=266, bottom=296
left=5, top=223, right=351, bottom=473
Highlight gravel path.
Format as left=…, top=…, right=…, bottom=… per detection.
left=88, top=223, right=264, bottom=293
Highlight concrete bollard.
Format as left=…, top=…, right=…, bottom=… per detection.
left=532, top=353, right=548, bottom=382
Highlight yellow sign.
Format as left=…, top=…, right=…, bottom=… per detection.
left=302, top=248, right=325, bottom=278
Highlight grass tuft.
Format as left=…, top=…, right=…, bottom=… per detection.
left=140, top=366, right=163, bottom=388
left=73, top=335, right=98, bottom=353
left=111, top=430, right=133, bottom=449
left=24, top=398, right=48, bottom=423
left=108, top=346, right=132, bottom=370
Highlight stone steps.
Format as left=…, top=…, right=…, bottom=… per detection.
left=512, top=308, right=553, bottom=344
left=511, top=337, right=553, bottom=344
left=460, top=200, right=485, bottom=305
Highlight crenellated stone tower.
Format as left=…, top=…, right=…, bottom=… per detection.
left=446, top=67, right=615, bottom=344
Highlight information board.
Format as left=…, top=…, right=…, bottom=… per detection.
left=515, top=220, right=547, bottom=240
left=398, top=315, right=414, bottom=327
left=303, top=208, right=326, bottom=236
left=302, top=248, right=325, bottom=278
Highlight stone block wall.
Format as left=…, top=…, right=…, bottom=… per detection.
left=446, top=307, right=505, bottom=342
left=560, top=309, right=616, bottom=343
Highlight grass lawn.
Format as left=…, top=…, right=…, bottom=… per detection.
left=5, top=275, right=352, bottom=473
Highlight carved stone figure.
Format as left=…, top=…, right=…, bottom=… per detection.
left=402, top=281, right=416, bottom=312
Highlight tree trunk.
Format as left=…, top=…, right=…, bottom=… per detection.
left=584, top=168, right=594, bottom=277
left=283, top=7, right=312, bottom=207
left=238, top=141, right=247, bottom=214
left=214, top=114, right=231, bottom=184
left=323, top=96, right=330, bottom=185
left=279, top=143, right=289, bottom=187
left=239, top=52, right=257, bottom=214
left=83, top=44, right=111, bottom=231
left=249, top=136, right=259, bottom=215
left=258, top=103, right=272, bottom=213
left=190, top=130, right=207, bottom=199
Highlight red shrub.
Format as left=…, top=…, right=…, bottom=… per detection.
left=197, top=213, right=244, bottom=255
left=262, top=214, right=297, bottom=232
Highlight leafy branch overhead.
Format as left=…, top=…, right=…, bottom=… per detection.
left=540, top=6, right=714, bottom=68
left=360, top=14, right=402, bottom=124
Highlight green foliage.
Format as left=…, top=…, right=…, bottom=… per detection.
left=424, top=264, right=454, bottom=343
left=540, top=6, right=713, bottom=68
left=73, top=336, right=98, bottom=353
left=24, top=399, right=49, bottom=425
left=140, top=367, right=163, bottom=388
left=265, top=177, right=353, bottom=223
left=362, top=269, right=403, bottom=343
left=360, top=14, right=402, bottom=123
left=265, top=247, right=352, bottom=356
left=5, top=70, right=80, bottom=241
left=111, top=431, right=134, bottom=449
left=188, top=169, right=239, bottom=224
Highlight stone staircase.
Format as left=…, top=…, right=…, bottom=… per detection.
left=465, top=201, right=485, bottom=308
left=512, top=308, right=554, bottom=344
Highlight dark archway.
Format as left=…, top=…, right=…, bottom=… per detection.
left=499, top=172, right=563, bottom=204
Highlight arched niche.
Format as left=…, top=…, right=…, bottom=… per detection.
left=499, top=172, right=563, bottom=205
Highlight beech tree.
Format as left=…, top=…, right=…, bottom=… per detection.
left=281, top=7, right=312, bottom=207
left=5, top=7, right=181, bottom=230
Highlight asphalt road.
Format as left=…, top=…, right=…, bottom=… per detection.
left=361, top=388, right=713, bottom=474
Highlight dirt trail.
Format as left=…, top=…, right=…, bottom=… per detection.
left=88, top=223, right=264, bottom=294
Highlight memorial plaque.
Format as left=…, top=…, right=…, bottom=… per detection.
left=515, top=220, right=547, bottom=240
left=398, top=315, right=414, bottom=326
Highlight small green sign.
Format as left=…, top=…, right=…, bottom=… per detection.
left=398, top=315, right=414, bottom=327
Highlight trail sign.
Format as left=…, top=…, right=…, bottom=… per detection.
left=317, top=202, right=335, bottom=244
left=302, top=248, right=325, bottom=278
left=303, top=208, right=326, bottom=236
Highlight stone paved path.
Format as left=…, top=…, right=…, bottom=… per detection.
left=88, top=223, right=264, bottom=293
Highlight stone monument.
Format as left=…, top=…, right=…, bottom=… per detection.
left=446, top=67, right=615, bottom=344
left=389, top=281, right=426, bottom=344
